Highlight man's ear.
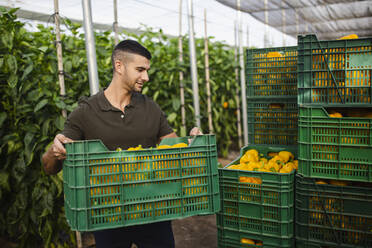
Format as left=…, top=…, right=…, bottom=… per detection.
left=114, top=60, right=124, bottom=74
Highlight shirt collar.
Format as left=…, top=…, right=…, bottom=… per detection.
left=98, top=89, right=139, bottom=111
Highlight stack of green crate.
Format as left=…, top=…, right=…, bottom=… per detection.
left=296, top=34, right=372, bottom=247
left=217, top=46, right=299, bottom=247
left=246, top=47, right=298, bottom=149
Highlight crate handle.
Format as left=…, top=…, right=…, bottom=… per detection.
left=268, top=103, right=284, bottom=109
left=315, top=36, right=345, bottom=104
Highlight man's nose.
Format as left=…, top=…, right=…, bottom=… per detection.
left=142, top=71, right=149, bottom=82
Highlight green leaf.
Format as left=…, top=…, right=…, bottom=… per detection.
left=15, top=187, right=28, bottom=210
left=180, top=126, right=186, bottom=137
left=12, top=158, right=26, bottom=184
left=0, top=112, right=7, bottom=128
left=50, top=175, right=63, bottom=197
left=1, top=32, right=13, bottom=50
left=38, top=46, right=48, bottom=53
left=42, top=118, right=52, bottom=136
left=27, top=89, right=41, bottom=102
left=0, top=171, right=10, bottom=191
left=24, top=132, right=35, bottom=165
left=8, top=73, right=18, bottom=88
left=167, top=112, right=177, bottom=123
left=0, top=57, right=3, bottom=68
left=55, top=115, right=65, bottom=130
left=40, top=208, right=50, bottom=218
left=34, top=99, right=48, bottom=112
left=153, top=91, right=159, bottom=101
left=40, top=216, right=53, bottom=246
left=71, top=54, right=80, bottom=68
left=31, top=183, right=43, bottom=201
left=64, top=60, right=72, bottom=72
left=172, top=98, right=180, bottom=111
left=21, top=63, right=33, bottom=80
left=142, top=86, right=149, bottom=95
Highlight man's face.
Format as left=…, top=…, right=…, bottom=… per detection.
left=119, top=53, right=150, bottom=93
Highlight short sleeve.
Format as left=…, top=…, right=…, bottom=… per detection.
left=158, top=110, right=174, bottom=138
left=61, top=104, right=85, bottom=140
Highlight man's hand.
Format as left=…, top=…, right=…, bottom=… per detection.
left=188, top=127, right=203, bottom=144
left=43, top=134, right=73, bottom=175
left=189, top=127, right=203, bottom=136
left=52, top=134, right=73, bottom=160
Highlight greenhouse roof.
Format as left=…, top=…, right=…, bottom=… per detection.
left=0, top=0, right=296, bottom=47
left=217, top=0, right=372, bottom=40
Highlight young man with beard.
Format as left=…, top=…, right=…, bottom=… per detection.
left=42, top=39, right=201, bottom=248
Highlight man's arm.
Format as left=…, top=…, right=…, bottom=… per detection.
left=42, top=134, right=73, bottom=175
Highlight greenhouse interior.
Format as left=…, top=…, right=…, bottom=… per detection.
left=0, top=0, right=371, bottom=247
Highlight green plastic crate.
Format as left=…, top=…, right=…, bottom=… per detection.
left=298, top=34, right=372, bottom=106
left=295, top=174, right=372, bottom=248
left=217, top=227, right=294, bottom=248
left=247, top=99, right=298, bottom=146
left=299, top=106, right=372, bottom=182
left=63, top=134, right=220, bottom=231
left=218, top=145, right=296, bottom=240
left=246, top=46, right=297, bottom=99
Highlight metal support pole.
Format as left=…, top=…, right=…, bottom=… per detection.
left=82, top=0, right=100, bottom=95
left=113, top=0, right=119, bottom=45
left=54, top=0, right=67, bottom=118
left=295, top=9, right=299, bottom=35
left=237, top=0, right=248, bottom=145
left=186, top=0, right=201, bottom=128
left=282, top=0, right=286, bottom=46
left=264, top=0, right=269, bottom=48
left=204, top=9, right=213, bottom=133
left=178, top=0, right=186, bottom=136
left=234, top=21, right=243, bottom=148
left=75, top=232, right=82, bottom=248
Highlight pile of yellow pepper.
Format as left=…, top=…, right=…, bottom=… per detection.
left=116, top=143, right=188, bottom=151
left=228, top=149, right=298, bottom=174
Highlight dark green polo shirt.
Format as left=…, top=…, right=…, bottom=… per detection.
left=62, top=90, right=174, bottom=150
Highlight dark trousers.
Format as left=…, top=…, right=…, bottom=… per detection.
left=93, top=221, right=175, bottom=248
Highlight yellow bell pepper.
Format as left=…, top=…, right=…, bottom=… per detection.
left=271, top=155, right=285, bottom=162
left=278, top=151, right=294, bottom=163
left=172, top=143, right=188, bottom=148
left=266, top=51, right=283, bottom=58
left=127, top=145, right=143, bottom=150
left=293, top=160, right=298, bottom=170
left=240, top=149, right=259, bottom=163
left=227, top=163, right=242, bottom=170
left=241, top=238, right=255, bottom=244
left=338, top=34, right=358, bottom=40
left=279, top=164, right=293, bottom=173
left=329, top=180, right=349, bottom=186
left=265, top=160, right=281, bottom=172
left=246, top=161, right=261, bottom=171
left=157, top=144, right=172, bottom=149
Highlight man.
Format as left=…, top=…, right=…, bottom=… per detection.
left=42, top=40, right=201, bottom=248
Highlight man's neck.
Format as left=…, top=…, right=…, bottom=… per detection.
left=104, top=79, right=132, bottom=112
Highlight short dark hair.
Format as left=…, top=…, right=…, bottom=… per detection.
left=111, top=40, right=151, bottom=68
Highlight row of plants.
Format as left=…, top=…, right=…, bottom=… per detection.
left=0, top=7, right=242, bottom=247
